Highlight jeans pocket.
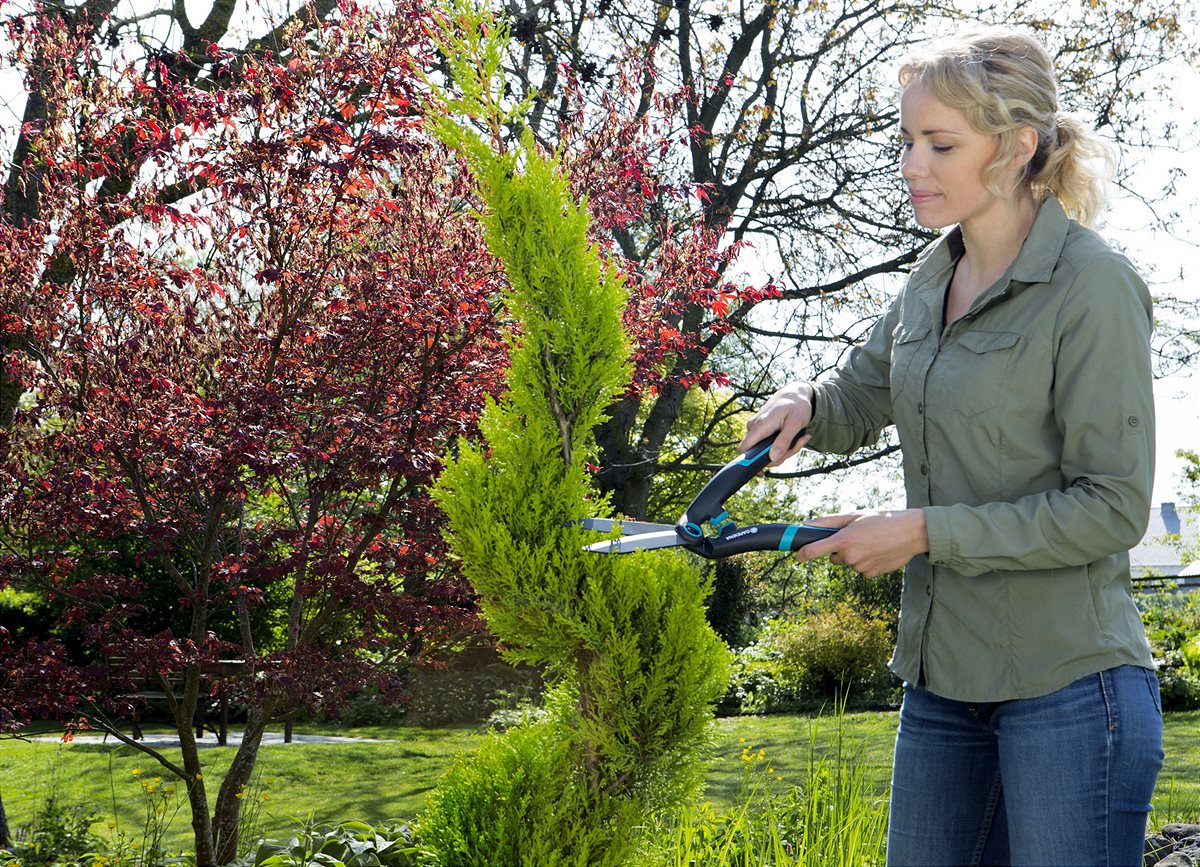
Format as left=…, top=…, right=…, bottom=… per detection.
left=1144, top=667, right=1163, bottom=715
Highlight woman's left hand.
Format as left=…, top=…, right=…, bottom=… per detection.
left=799, top=510, right=929, bottom=577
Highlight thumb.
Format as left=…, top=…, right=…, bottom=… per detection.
left=805, top=513, right=857, bottom=529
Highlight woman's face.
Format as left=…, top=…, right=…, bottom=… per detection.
left=898, top=82, right=1008, bottom=232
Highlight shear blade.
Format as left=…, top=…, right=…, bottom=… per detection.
left=584, top=529, right=685, bottom=554
left=576, top=517, right=676, bottom=534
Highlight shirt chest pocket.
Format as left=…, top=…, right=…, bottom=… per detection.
left=890, top=323, right=932, bottom=400
left=938, top=330, right=1022, bottom=418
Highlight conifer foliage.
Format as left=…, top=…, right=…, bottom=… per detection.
left=425, top=2, right=729, bottom=861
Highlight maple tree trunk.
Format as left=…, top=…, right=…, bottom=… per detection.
left=212, top=707, right=269, bottom=865
left=183, top=752, right=217, bottom=867
left=0, top=72, right=45, bottom=438
left=0, top=788, right=10, bottom=849
left=0, top=343, right=17, bottom=434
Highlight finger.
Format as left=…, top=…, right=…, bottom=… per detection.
left=769, top=420, right=809, bottom=465
left=798, top=537, right=840, bottom=561
left=804, top=513, right=857, bottom=529
left=738, top=414, right=782, bottom=455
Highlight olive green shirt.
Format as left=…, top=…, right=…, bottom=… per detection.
left=806, top=197, right=1156, bottom=702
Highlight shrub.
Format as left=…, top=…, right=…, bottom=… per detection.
left=1184, top=633, right=1200, bottom=674
left=335, top=686, right=409, bottom=727
left=1156, top=667, right=1200, bottom=711
left=1137, top=589, right=1200, bottom=711
left=480, top=690, right=551, bottom=732
left=720, top=607, right=897, bottom=715
left=770, top=605, right=894, bottom=701
left=719, top=639, right=786, bottom=716
left=1138, top=589, right=1200, bottom=656
left=423, top=4, right=729, bottom=861
left=418, top=701, right=643, bottom=867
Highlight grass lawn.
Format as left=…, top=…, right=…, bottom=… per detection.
left=2, top=710, right=1197, bottom=857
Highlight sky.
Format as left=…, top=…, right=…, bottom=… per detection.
left=1102, top=52, right=1200, bottom=506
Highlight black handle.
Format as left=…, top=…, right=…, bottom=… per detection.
left=679, top=429, right=806, bottom=531
left=686, top=522, right=836, bottom=560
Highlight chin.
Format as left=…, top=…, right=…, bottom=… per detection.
left=912, top=212, right=951, bottom=230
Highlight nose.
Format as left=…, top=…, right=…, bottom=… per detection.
left=900, top=146, right=924, bottom=180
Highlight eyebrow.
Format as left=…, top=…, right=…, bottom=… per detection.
left=899, top=126, right=967, bottom=136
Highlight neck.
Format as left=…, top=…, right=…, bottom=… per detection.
left=958, top=193, right=1038, bottom=282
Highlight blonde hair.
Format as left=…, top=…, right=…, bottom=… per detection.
left=898, top=26, right=1115, bottom=226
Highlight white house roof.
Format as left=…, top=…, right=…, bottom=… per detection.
left=1130, top=502, right=1200, bottom=581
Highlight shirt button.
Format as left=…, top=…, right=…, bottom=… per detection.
left=919, top=463, right=929, bottom=475
left=926, top=584, right=932, bottom=596
left=917, top=402, right=924, bottom=415
left=1127, top=415, right=1140, bottom=428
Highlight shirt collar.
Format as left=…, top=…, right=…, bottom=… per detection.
left=908, top=195, right=1071, bottom=302
left=1011, top=195, right=1070, bottom=284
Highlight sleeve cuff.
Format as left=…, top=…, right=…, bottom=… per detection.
left=924, top=505, right=957, bottom=567
left=806, top=384, right=843, bottom=452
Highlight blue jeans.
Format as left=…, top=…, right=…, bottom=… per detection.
left=887, top=665, right=1163, bottom=866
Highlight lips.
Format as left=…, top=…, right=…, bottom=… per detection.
left=909, top=191, right=940, bottom=205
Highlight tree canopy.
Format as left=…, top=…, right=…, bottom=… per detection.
left=495, top=0, right=1198, bottom=517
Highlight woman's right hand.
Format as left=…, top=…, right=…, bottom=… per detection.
left=739, top=382, right=816, bottom=466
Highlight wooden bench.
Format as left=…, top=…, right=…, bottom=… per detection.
left=107, top=658, right=244, bottom=745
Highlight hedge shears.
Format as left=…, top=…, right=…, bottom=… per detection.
left=580, top=430, right=836, bottom=559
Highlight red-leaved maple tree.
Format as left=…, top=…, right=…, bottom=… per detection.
left=0, top=4, right=508, bottom=861
left=0, top=1, right=734, bottom=861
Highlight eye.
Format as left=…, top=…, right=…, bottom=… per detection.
left=899, top=140, right=914, bottom=152
left=932, top=145, right=954, bottom=154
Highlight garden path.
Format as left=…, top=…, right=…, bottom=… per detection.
left=30, top=732, right=393, bottom=748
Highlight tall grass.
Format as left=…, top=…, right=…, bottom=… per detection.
left=647, top=704, right=889, bottom=866
left=1153, top=772, right=1200, bottom=830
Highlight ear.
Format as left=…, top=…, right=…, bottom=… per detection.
left=1011, top=125, right=1039, bottom=171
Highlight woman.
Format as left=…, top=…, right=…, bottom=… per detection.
left=741, top=26, right=1163, bottom=866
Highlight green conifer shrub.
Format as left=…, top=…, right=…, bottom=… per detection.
left=419, top=2, right=730, bottom=862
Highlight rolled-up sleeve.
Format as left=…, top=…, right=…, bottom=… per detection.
left=924, top=255, right=1155, bottom=576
